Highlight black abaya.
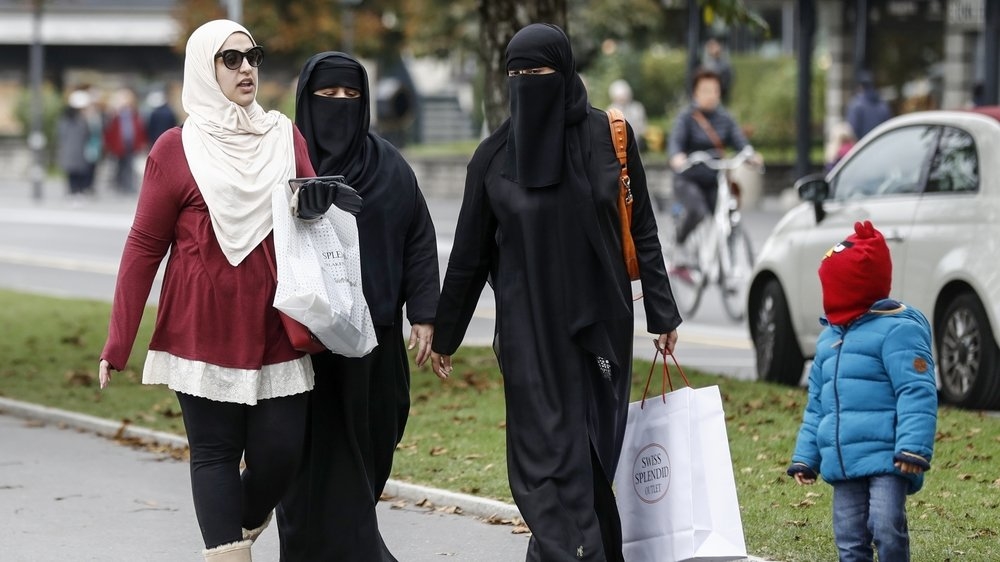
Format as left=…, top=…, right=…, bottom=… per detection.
left=277, top=325, right=407, bottom=561
left=433, top=108, right=681, bottom=561
left=277, top=52, right=439, bottom=561
left=435, top=28, right=679, bottom=558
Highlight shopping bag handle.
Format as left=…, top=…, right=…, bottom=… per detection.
left=640, top=349, right=690, bottom=409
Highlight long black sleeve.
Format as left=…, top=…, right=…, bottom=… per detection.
left=431, top=141, right=502, bottom=355
left=401, top=185, right=440, bottom=325
left=624, top=122, right=682, bottom=335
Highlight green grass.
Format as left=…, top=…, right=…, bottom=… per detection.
left=1, top=288, right=998, bottom=560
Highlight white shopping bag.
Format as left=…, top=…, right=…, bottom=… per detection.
left=614, top=369, right=747, bottom=561
left=271, top=183, right=378, bottom=357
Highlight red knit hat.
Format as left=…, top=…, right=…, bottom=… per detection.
left=818, top=220, right=892, bottom=325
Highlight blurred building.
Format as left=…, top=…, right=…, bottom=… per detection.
left=0, top=0, right=182, bottom=136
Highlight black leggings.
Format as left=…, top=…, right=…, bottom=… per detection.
left=176, top=391, right=309, bottom=549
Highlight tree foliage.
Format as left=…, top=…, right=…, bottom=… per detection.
left=171, top=0, right=767, bottom=132
left=700, top=0, right=769, bottom=34
left=174, top=0, right=426, bottom=65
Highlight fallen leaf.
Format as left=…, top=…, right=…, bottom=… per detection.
left=511, top=523, right=532, bottom=535
left=429, top=446, right=448, bottom=456
left=64, top=370, right=94, bottom=387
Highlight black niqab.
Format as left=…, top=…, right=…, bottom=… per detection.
left=296, top=54, right=371, bottom=184
left=503, top=23, right=589, bottom=187
left=294, top=52, right=439, bottom=328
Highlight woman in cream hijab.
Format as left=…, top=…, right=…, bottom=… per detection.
left=99, top=20, right=318, bottom=561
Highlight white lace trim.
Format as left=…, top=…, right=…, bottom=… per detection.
left=142, top=351, right=314, bottom=405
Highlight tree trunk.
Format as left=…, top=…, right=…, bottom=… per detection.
left=478, top=0, right=567, bottom=133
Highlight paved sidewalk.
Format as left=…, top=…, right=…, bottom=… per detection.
left=0, top=399, right=529, bottom=562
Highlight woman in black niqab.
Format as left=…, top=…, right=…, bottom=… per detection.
left=277, top=52, right=440, bottom=562
left=431, top=23, right=681, bottom=562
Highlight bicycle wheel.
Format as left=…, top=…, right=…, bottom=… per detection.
left=671, top=266, right=706, bottom=319
left=662, top=234, right=706, bottom=319
left=719, top=224, right=755, bottom=321
left=667, top=256, right=707, bottom=319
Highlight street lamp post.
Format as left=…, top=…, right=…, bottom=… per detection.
left=795, top=0, right=816, bottom=179
left=28, top=0, right=45, bottom=202
left=684, top=0, right=702, bottom=95
left=221, top=0, right=242, bottom=23
left=340, top=0, right=362, bottom=54
left=984, top=1, right=1000, bottom=105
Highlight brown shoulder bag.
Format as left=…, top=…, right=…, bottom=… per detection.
left=607, top=108, right=641, bottom=281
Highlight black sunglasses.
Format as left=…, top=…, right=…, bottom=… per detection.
left=214, top=46, right=264, bottom=70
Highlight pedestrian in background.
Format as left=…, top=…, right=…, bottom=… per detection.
left=824, top=120, right=856, bottom=171
left=608, top=79, right=648, bottom=152
left=277, top=51, right=440, bottom=562
left=701, top=37, right=733, bottom=104
left=103, top=87, right=148, bottom=194
left=98, top=19, right=333, bottom=561
left=145, top=89, right=178, bottom=147
left=56, top=89, right=96, bottom=200
left=788, top=220, right=937, bottom=562
left=430, top=23, right=681, bottom=562
left=846, top=70, right=892, bottom=140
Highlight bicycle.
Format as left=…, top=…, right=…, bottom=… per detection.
left=666, top=145, right=760, bottom=322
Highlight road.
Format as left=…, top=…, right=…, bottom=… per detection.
left=0, top=184, right=787, bottom=381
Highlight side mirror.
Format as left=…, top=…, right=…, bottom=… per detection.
left=794, top=173, right=829, bottom=223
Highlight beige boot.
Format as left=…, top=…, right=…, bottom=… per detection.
left=202, top=539, right=252, bottom=561
left=242, top=511, right=272, bottom=543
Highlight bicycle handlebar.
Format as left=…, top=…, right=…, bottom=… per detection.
left=678, top=146, right=762, bottom=173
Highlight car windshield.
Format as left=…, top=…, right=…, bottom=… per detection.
left=832, top=125, right=938, bottom=200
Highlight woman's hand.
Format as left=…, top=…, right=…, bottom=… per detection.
left=429, top=351, right=452, bottom=380
left=654, top=330, right=678, bottom=355
left=407, top=323, right=434, bottom=367
left=98, top=359, right=113, bottom=390
left=669, top=153, right=687, bottom=173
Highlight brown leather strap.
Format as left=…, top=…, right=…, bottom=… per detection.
left=607, top=108, right=631, bottom=203
left=691, top=109, right=725, bottom=153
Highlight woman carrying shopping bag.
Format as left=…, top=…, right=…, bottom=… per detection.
left=277, top=51, right=440, bottom=561
left=430, top=23, right=681, bottom=561
left=98, top=19, right=353, bottom=561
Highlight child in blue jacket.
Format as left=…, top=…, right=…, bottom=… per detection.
left=787, top=220, right=937, bottom=562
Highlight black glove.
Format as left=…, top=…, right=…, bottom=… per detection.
left=295, top=177, right=363, bottom=219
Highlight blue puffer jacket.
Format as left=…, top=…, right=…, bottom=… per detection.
left=790, top=299, right=938, bottom=494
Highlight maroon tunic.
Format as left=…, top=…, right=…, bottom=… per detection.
left=101, top=126, right=316, bottom=372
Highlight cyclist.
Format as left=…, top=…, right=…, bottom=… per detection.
left=667, top=68, right=762, bottom=273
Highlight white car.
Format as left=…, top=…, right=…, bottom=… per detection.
left=747, top=109, right=1000, bottom=410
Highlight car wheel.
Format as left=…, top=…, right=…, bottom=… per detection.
left=750, top=279, right=805, bottom=385
left=936, top=292, right=1000, bottom=409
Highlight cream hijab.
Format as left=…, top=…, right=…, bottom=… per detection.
left=181, top=19, right=294, bottom=266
